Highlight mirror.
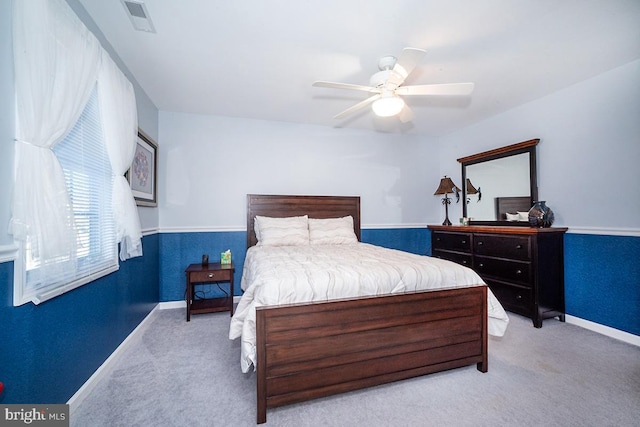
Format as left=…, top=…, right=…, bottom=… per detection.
left=458, top=139, right=539, bottom=225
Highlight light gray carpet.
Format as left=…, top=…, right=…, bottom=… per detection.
left=70, top=308, right=640, bottom=427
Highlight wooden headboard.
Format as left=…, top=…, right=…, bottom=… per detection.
left=495, top=196, right=531, bottom=220
left=246, top=194, right=361, bottom=248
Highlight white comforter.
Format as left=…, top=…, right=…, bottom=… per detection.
left=229, top=243, right=509, bottom=373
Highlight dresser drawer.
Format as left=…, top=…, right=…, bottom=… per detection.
left=432, top=232, right=472, bottom=253
left=432, top=250, right=473, bottom=268
left=485, top=280, right=532, bottom=316
left=474, top=234, right=531, bottom=260
left=475, top=256, right=531, bottom=286
left=189, top=270, right=232, bottom=283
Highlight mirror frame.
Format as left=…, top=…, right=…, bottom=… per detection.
left=458, top=138, right=539, bottom=226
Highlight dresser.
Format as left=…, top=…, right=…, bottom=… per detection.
left=428, top=225, right=567, bottom=327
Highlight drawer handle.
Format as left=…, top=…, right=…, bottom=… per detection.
left=516, top=270, right=522, bottom=275
left=436, top=237, right=441, bottom=242
left=477, top=241, right=483, bottom=246
left=462, top=260, right=467, bottom=265
left=460, top=240, right=466, bottom=244
left=516, top=244, right=523, bottom=249
left=208, top=273, right=214, bottom=278
left=478, top=263, right=484, bottom=268
left=516, top=294, right=522, bottom=300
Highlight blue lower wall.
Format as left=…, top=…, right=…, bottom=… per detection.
left=0, top=234, right=159, bottom=404
left=159, top=231, right=247, bottom=302
left=564, top=233, right=639, bottom=335
left=158, top=228, right=431, bottom=302
left=158, top=228, right=638, bottom=336
left=1, top=228, right=637, bottom=404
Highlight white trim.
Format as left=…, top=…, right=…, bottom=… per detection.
left=26, top=265, right=119, bottom=306
left=362, top=223, right=427, bottom=230
left=160, top=225, right=245, bottom=233
left=157, top=224, right=640, bottom=237
left=158, top=300, right=185, bottom=309
left=64, top=302, right=638, bottom=416
left=141, top=227, right=159, bottom=236
left=0, top=244, right=18, bottom=263
left=67, top=304, right=160, bottom=414
left=565, top=227, right=640, bottom=237
left=565, top=315, right=640, bottom=347
left=158, top=296, right=241, bottom=311
left=158, top=224, right=430, bottom=234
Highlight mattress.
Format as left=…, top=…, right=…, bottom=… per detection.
left=229, top=243, right=509, bottom=373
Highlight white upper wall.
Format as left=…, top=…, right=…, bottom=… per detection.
left=437, top=59, right=640, bottom=232
left=158, top=60, right=639, bottom=234
left=158, top=114, right=438, bottom=230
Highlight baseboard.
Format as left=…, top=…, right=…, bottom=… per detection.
left=158, top=296, right=241, bottom=310
left=65, top=301, right=636, bottom=415
left=565, top=315, right=640, bottom=347
left=67, top=304, right=160, bottom=413
left=158, top=300, right=186, bottom=309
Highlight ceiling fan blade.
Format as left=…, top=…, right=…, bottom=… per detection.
left=333, top=94, right=381, bottom=119
left=398, top=104, right=415, bottom=123
left=396, top=82, right=475, bottom=96
left=313, top=81, right=380, bottom=93
left=385, top=47, right=426, bottom=88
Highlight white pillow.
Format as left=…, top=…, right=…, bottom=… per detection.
left=505, top=212, right=520, bottom=221
left=255, top=215, right=309, bottom=246
left=517, top=211, right=529, bottom=221
left=308, top=216, right=358, bottom=245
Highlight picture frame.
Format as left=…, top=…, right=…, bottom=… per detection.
left=127, top=129, right=158, bottom=207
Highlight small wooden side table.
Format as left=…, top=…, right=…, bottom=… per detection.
left=185, top=262, right=234, bottom=321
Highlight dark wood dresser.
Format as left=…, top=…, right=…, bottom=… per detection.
left=428, top=225, right=567, bottom=327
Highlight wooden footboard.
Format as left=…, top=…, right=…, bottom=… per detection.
left=255, top=285, right=488, bottom=424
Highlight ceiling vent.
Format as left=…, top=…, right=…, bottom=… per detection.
left=121, top=0, right=156, bottom=33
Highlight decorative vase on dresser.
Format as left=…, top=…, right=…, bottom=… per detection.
left=428, top=225, right=568, bottom=328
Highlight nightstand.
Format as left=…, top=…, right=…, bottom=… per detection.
left=185, top=262, right=235, bottom=321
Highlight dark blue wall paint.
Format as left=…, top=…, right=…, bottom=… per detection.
left=159, top=231, right=246, bottom=302
left=362, top=228, right=430, bottom=256
left=564, top=233, right=639, bottom=335
left=1, top=229, right=638, bottom=405
left=0, top=234, right=159, bottom=404
left=157, top=227, right=431, bottom=302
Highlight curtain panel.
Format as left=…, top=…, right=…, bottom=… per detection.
left=98, top=52, right=143, bottom=260
left=10, top=0, right=143, bottom=298
left=11, top=0, right=102, bottom=280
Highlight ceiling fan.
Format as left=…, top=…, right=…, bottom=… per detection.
left=312, top=47, right=474, bottom=123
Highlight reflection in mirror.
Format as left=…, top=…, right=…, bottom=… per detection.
left=458, top=139, right=539, bottom=225
left=465, top=153, right=530, bottom=220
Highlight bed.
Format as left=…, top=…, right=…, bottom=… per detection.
left=229, top=194, right=509, bottom=424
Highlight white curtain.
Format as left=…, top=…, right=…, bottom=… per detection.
left=10, top=0, right=102, bottom=276
left=98, top=51, right=143, bottom=260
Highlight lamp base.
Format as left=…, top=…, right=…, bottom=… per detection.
left=441, top=195, right=452, bottom=226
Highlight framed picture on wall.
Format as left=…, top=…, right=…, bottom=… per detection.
left=127, top=129, right=158, bottom=207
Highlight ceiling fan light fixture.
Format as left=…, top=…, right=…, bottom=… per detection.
left=372, top=94, right=405, bottom=117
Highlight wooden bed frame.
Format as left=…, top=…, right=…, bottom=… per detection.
left=247, top=194, right=488, bottom=424
left=495, top=196, right=531, bottom=221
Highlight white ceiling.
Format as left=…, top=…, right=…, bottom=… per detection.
left=77, top=0, right=640, bottom=137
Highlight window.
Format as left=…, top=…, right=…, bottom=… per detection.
left=16, top=88, right=118, bottom=305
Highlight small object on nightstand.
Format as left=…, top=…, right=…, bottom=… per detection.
left=185, top=262, right=234, bottom=321
left=220, top=249, right=231, bottom=264
left=202, top=254, right=209, bottom=265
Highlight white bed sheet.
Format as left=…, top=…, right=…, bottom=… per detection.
left=229, top=243, right=509, bottom=373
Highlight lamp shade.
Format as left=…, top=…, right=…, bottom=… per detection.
left=434, top=176, right=460, bottom=195
left=372, top=93, right=405, bottom=117
left=466, top=178, right=478, bottom=194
